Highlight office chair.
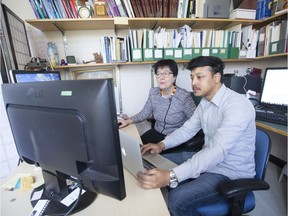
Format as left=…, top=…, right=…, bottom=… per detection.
left=197, top=128, right=271, bottom=216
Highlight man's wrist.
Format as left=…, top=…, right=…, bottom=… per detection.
left=158, top=142, right=165, bottom=151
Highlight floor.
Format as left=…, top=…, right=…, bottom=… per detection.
left=250, top=162, right=287, bottom=216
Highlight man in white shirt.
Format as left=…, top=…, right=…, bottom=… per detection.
left=138, top=56, right=256, bottom=216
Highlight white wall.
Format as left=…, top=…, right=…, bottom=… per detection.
left=1, top=0, right=286, bottom=180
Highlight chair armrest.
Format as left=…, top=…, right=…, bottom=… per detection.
left=181, top=130, right=204, bottom=152
left=220, top=178, right=270, bottom=198
left=147, top=117, right=156, bottom=128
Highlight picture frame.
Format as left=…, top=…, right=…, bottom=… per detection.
left=94, top=1, right=108, bottom=17
left=73, top=67, right=117, bottom=87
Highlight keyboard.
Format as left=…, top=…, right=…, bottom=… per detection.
left=256, top=109, right=287, bottom=126
left=142, top=158, right=156, bottom=170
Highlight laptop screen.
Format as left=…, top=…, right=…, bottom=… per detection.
left=260, top=67, right=288, bottom=107
left=10, top=70, right=61, bottom=83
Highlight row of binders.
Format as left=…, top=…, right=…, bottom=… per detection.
left=29, top=0, right=95, bottom=19
left=241, top=19, right=287, bottom=58
left=100, top=26, right=241, bottom=63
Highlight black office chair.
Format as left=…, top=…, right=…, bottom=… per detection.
left=197, top=128, right=271, bottom=216
left=147, top=92, right=204, bottom=153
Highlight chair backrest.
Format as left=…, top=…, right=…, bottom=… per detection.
left=191, top=92, right=202, bottom=106
left=255, top=128, right=271, bottom=180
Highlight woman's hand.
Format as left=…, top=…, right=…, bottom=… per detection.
left=119, top=118, right=133, bottom=128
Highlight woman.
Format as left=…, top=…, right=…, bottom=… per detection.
left=119, top=59, right=196, bottom=144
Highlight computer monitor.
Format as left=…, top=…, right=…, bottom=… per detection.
left=1, top=79, right=126, bottom=215
left=9, top=70, right=61, bottom=83
left=260, top=67, right=288, bottom=108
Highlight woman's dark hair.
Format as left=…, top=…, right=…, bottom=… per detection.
left=153, top=59, right=178, bottom=77
left=186, top=56, right=225, bottom=82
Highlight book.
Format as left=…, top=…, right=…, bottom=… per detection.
left=29, top=0, right=41, bottom=18
left=114, top=0, right=127, bottom=17
left=55, top=0, right=68, bottom=18
left=106, top=0, right=120, bottom=17
left=129, top=0, right=140, bottom=17
left=68, top=0, right=78, bottom=18
left=61, top=0, right=72, bottom=18
left=33, top=0, right=45, bottom=19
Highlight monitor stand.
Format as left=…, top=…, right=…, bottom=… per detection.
left=30, top=184, right=97, bottom=215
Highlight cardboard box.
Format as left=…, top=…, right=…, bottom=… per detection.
left=229, top=9, right=256, bottom=19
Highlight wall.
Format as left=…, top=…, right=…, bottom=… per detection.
left=0, top=77, right=19, bottom=180
left=1, top=0, right=286, bottom=180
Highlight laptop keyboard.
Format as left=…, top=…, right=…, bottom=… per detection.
left=142, top=158, right=156, bottom=170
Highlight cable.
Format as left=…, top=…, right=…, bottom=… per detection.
left=47, top=179, right=83, bottom=216
left=64, top=179, right=83, bottom=216
left=242, top=75, right=247, bottom=93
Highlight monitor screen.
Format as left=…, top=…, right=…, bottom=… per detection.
left=1, top=79, right=126, bottom=215
left=9, top=70, right=61, bottom=83
left=260, top=67, right=288, bottom=107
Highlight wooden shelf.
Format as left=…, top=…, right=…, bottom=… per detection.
left=54, top=58, right=255, bottom=70
left=25, top=18, right=115, bottom=31
left=26, top=17, right=260, bottom=31
left=255, top=53, right=288, bottom=60
left=253, top=11, right=287, bottom=29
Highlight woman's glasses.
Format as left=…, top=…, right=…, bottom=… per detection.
left=155, top=71, right=173, bottom=78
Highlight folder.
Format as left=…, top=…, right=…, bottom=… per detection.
left=154, top=48, right=163, bottom=60
left=228, top=47, right=239, bottom=59
left=193, top=48, right=202, bottom=58
left=202, top=48, right=210, bottom=56
left=132, top=48, right=143, bottom=62
left=183, top=48, right=193, bottom=60
left=210, top=48, right=219, bottom=57
left=143, top=48, right=154, bottom=61
left=218, top=48, right=228, bottom=59
left=173, top=48, right=183, bottom=60
left=164, top=48, right=174, bottom=59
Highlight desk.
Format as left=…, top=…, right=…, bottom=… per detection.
left=1, top=124, right=170, bottom=216
left=256, top=120, right=287, bottom=137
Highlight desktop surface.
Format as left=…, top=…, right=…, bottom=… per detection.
left=1, top=125, right=170, bottom=216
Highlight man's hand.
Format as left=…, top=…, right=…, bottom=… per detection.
left=141, top=142, right=165, bottom=155
left=137, top=168, right=170, bottom=189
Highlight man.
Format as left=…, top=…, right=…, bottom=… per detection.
left=138, top=56, right=256, bottom=216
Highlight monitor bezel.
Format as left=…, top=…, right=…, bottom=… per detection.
left=259, top=67, right=288, bottom=109
left=9, top=70, right=61, bottom=83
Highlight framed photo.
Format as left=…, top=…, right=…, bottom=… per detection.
left=73, top=67, right=117, bottom=87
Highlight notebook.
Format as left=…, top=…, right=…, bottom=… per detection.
left=119, top=130, right=177, bottom=178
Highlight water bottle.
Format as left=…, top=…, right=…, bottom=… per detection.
left=47, top=42, right=56, bottom=67
left=52, top=43, right=59, bottom=66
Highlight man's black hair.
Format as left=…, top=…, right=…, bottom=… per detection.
left=153, top=59, right=178, bottom=77
left=186, top=56, right=225, bottom=81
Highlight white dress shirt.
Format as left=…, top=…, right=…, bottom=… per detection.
left=163, top=84, right=256, bottom=182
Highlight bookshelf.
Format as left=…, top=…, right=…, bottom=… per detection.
left=25, top=11, right=287, bottom=69
left=26, top=17, right=260, bottom=31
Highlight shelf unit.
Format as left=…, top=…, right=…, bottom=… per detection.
left=25, top=11, right=288, bottom=70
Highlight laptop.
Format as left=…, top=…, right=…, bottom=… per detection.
left=119, top=130, right=177, bottom=178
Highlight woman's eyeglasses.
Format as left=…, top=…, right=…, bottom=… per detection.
left=155, top=71, right=173, bottom=78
